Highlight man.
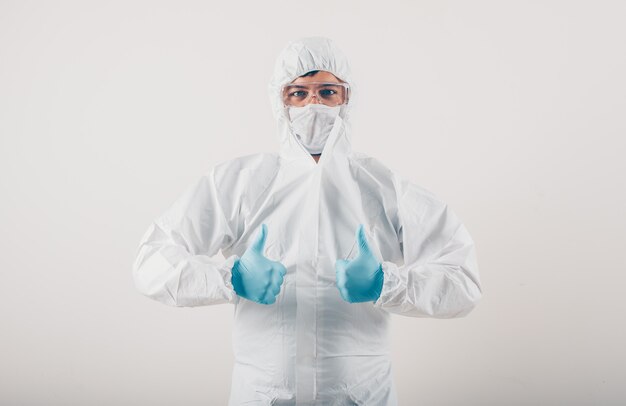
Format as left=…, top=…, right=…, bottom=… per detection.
left=133, top=37, right=482, bottom=405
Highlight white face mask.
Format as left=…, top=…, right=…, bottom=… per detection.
left=288, top=104, right=341, bottom=155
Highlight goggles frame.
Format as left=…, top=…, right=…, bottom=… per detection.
left=282, top=81, right=350, bottom=107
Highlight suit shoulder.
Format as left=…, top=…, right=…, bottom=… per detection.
left=349, top=151, right=395, bottom=180
left=209, top=152, right=280, bottom=185
left=350, top=151, right=442, bottom=205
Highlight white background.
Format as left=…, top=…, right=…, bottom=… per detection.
left=1, top=1, right=625, bottom=405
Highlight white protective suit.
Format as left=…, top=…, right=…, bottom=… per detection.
left=132, top=37, right=482, bottom=406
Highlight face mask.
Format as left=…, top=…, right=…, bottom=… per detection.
left=288, top=104, right=341, bottom=154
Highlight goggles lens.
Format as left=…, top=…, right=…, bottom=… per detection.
left=282, top=82, right=349, bottom=107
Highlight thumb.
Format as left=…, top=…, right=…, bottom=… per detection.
left=250, top=223, right=268, bottom=254
left=356, top=224, right=371, bottom=257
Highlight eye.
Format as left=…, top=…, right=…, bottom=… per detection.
left=289, top=90, right=308, bottom=98
left=319, top=88, right=337, bottom=97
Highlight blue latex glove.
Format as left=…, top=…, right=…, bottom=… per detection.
left=231, top=224, right=287, bottom=305
left=335, top=224, right=384, bottom=303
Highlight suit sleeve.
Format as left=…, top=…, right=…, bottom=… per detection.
left=132, top=168, right=239, bottom=307
left=373, top=177, right=482, bottom=318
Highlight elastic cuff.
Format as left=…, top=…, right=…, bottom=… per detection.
left=373, top=261, right=402, bottom=308
left=219, top=254, right=239, bottom=303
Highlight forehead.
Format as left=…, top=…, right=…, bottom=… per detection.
left=290, top=70, right=342, bottom=84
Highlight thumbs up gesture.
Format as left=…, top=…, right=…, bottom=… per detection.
left=335, top=224, right=384, bottom=303
left=231, top=224, right=287, bottom=305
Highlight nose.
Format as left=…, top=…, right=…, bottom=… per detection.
left=308, top=94, right=322, bottom=105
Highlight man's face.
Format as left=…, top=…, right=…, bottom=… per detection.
left=283, top=71, right=348, bottom=107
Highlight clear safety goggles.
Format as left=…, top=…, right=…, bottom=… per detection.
left=282, top=82, right=350, bottom=107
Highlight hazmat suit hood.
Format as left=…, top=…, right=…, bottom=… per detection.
left=268, top=37, right=355, bottom=162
